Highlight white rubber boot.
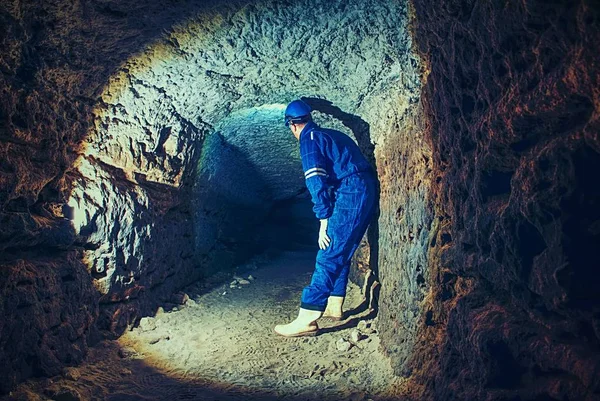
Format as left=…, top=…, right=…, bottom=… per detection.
left=274, top=308, right=322, bottom=337
left=322, top=296, right=344, bottom=321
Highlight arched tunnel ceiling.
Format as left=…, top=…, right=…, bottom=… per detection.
left=69, top=0, right=421, bottom=248
left=214, top=105, right=304, bottom=201
left=214, top=105, right=362, bottom=201
left=93, top=0, right=419, bottom=143
left=66, top=0, right=422, bottom=312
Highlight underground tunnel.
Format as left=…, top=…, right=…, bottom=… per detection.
left=0, top=0, right=599, bottom=400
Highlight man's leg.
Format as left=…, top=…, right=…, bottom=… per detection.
left=301, top=176, right=377, bottom=312
left=321, top=176, right=377, bottom=319
left=330, top=264, right=350, bottom=297
left=300, top=238, right=349, bottom=312
left=275, top=174, right=376, bottom=336
left=274, top=220, right=350, bottom=337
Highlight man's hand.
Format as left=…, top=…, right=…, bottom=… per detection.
left=318, top=219, right=331, bottom=250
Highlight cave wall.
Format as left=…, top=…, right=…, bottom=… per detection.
left=376, top=99, right=432, bottom=378
left=405, top=0, right=600, bottom=399
left=68, top=92, right=209, bottom=335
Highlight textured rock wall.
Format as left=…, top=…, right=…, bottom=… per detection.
left=406, top=0, right=600, bottom=399
left=0, top=0, right=249, bottom=390
left=68, top=92, right=209, bottom=334
left=0, top=254, right=98, bottom=395
left=0, top=0, right=421, bottom=393
left=376, top=101, right=432, bottom=378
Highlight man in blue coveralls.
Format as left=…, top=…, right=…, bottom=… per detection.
left=274, top=99, right=377, bottom=337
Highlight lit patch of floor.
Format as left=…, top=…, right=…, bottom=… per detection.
left=4, top=250, right=406, bottom=401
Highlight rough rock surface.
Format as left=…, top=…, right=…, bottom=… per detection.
left=375, top=95, right=429, bottom=378
left=0, top=0, right=419, bottom=393
left=0, top=252, right=98, bottom=394
left=406, top=0, right=600, bottom=400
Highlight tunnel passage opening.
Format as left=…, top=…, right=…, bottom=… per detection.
left=193, top=104, right=316, bottom=262
left=61, top=1, right=426, bottom=382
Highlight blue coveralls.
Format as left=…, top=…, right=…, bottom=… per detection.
left=298, top=121, right=377, bottom=312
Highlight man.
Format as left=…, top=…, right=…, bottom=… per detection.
left=274, top=99, right=377, bottom=337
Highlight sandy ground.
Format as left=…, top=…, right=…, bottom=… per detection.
left=4, top=249, right=407, bottom=401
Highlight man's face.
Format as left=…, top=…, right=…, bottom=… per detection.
left=289, top=123, right=298, bottom=138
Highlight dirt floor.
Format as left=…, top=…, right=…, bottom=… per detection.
left=3, top=249, right=407, bottom=401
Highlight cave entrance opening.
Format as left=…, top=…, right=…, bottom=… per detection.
left=59, top=0, right=422, bottom=397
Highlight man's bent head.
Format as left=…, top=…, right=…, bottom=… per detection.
left=284, top=99, right=312, bottom=127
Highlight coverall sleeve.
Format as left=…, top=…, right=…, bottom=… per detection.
left=300, top=132, right=333, bottom=219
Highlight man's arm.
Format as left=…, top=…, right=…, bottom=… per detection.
left=300, top=132, right=333, bottom=220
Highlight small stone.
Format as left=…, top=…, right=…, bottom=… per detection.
left=230, top=280, right=238, bottom=286
left=222, top=291, right=227, bottom=296
left=120, top=368, right=132, bottom=376
left=336, top=337, right=352, bottom=352
left=148, top=334, right=170, bottom=345
left=62, top=367, right=81, bottom=381
left=156, top=307, right=165, bottom=316
left=357, top=320, right=369, bottom=331
left=118, top=346, right=138, bottom=358
left=45, top=387, right=81, bottom=401
left=238, top=279, right=251, bottom=285
left=248, top=275, right=255, bottom=281
left=350, top=329, right=366, bottom=343
left=171, top=292, right=189, bottom=305
left=139, top=317, right=156, bottom=332
left=230, top=284, right=237, bottom=289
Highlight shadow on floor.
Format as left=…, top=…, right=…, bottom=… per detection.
left=319, top=270, right=381, bottom=335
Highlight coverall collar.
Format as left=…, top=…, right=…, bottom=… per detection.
left=299, top=121, right=319, bottom=141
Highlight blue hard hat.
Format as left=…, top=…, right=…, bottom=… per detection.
left=284, top=99, right=312, bottom=126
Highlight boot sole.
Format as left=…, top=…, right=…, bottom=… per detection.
left=321, top=315, right=343, bottom=322
left=274, top=328, right=319, bottom=338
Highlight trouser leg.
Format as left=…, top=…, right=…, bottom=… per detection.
left=301, top=175, right=376, bottom=311
left=300, top=255, right=338, bottom=311
left=329, top=198, right=376, bottom=297
left=330, top=266, right=350, bottom=297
